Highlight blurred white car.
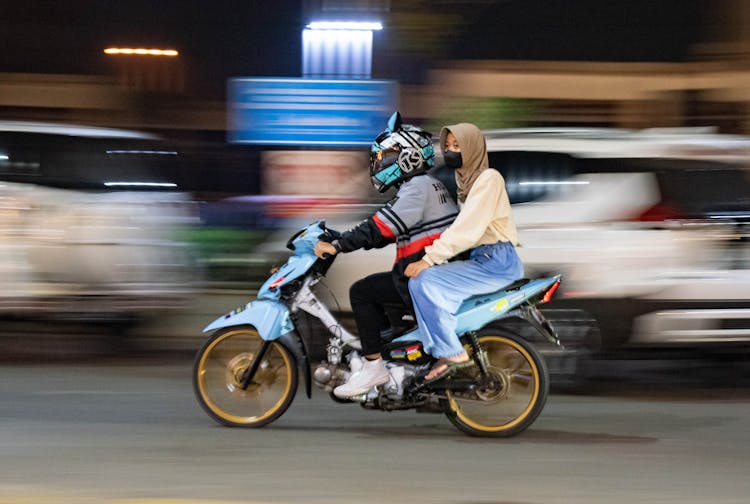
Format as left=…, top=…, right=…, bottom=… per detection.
left=481, top=128, right=750, bottom=355
left=316, top=128, right=750, bottom=360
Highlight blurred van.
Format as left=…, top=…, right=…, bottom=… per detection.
left=0, top=121, right=196, bottom=342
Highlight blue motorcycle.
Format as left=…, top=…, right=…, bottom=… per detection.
left=193, top=221, right=562, bottom=437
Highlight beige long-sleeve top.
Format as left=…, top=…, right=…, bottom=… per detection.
left=422, top=168, right=519, bottom=265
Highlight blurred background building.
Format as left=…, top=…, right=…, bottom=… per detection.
left=1, top=0, right=750, bottom=359
left=3, top=0, right=750, bottom=135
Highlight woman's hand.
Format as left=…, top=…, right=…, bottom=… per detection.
left=314, top=241, right=337, bottom=259
left=405, top=259, right=431, bottom=278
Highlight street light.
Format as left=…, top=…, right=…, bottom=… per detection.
left=103, top=48, right=179, bottom=57
left=103, top=47, right=184, bottom=92
left=302, top=20, right=382, bottom=78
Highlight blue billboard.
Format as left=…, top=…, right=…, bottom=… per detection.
left=228, top=78, right=399, bottom=147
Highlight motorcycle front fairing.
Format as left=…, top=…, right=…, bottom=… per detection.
left=205, top=221, right=325, bottom=332
left=257, top=254, right=318, bottom=300
left=256, top=220, right=327, bottom=300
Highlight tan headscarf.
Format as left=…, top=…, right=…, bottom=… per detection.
left=439, top=123, right=489, bottom=203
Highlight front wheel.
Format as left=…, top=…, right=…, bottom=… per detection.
left=442, top=329, right=549, bottom=437
left=193, top=326, right=298, bottom=427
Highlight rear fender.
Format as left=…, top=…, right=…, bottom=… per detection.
left=455, top=275, right=561, bottom=336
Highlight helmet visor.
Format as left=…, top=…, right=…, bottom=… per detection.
left=370, top=146, right=401, bottom=176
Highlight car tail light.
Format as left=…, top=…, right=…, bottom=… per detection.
left=541, top=280, right=560, bottom=304
left=632, top=202, right=682, bottom=222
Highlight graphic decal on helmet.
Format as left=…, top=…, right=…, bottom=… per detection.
left=369, top=111, right=435, bottom=193
left=398, top=148, right=424, bottom=174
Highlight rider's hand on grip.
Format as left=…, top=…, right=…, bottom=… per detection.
left=314, top=241, right=337, bottom=259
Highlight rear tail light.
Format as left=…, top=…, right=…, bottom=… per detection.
left=541, top=280, right=560, bottom=304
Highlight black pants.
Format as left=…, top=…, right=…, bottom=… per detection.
left=349, top=272, right=411, bottom=356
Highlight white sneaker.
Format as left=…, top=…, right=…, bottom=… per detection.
left=333, top=358, right=390, bottom=398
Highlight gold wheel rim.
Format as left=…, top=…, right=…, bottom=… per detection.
left=448, top=336, right=540, bottom=432
left=197, top=329, right=293, bottom=424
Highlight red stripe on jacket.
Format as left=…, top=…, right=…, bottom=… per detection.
left=372, top=215, right=396, bottom=240
left=396, top=232, right=442, bottom=260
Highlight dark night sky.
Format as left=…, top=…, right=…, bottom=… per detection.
left=0, top=0, right=707, bottom=97
left=0, top=0, right=304, bottom=96
left=453, top=0, right=704, bottom=61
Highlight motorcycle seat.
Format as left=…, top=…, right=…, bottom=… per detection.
left=458, top=278, right=531, bottom=308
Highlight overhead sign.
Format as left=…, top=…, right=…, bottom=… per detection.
left=228, top=78, right=398, bottom=147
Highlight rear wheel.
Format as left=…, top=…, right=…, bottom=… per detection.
left=442, top=329, right=549, bottom=437
left=193, top=326, right=298, bottom=427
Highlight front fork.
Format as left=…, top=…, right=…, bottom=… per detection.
left=239, top=340, right=271, bottom=390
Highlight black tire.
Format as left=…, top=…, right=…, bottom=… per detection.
left=193, top=326, right=298, bottom=428
left=442, top=329, right=549, bottom=437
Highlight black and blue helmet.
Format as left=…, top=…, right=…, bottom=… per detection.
left=369, top=112, right=435, bottom=193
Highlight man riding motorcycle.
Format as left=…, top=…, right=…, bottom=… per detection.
left=313, top=112, right=458, bottom=398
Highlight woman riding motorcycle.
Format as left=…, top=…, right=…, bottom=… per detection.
left=405, top=122, right=524, bottom=383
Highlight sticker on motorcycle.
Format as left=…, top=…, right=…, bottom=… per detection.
left=390, top=349, right=406, bottom=359
left=224, top=304, right=248, bottom=319
left=491, top=299, right=509, bottom=312
left=406, top=345, right=423, bottom=361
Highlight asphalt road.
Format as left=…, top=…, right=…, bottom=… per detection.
left=2, top=358, right=749, bottom=504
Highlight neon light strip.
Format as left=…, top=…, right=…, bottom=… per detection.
left=104, top=182, right=177, bottom=187
left=306, top=21, right=382, bottom=30
left=518, top=181, right=589, bottom=186
left=106, top=150, right=177, bottom=155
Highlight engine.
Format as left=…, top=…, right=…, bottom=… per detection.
left=313, top=361, right=350, bottom=391
left=313, top=351, right=422, bottom=405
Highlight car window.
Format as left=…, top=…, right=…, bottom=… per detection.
left=432, top=151, right=577, bottom=204
left=577, top=157, right=750, bottom=220
left=436, top=144, right=750, bottom=221
left=489, top=151, right=576, bottom=204
left=656, top=164, right=750, bottom=220
left=0, top=132, right=180, bottom=189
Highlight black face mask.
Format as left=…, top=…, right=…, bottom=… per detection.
left=443, top=150, right=463, bottom=169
